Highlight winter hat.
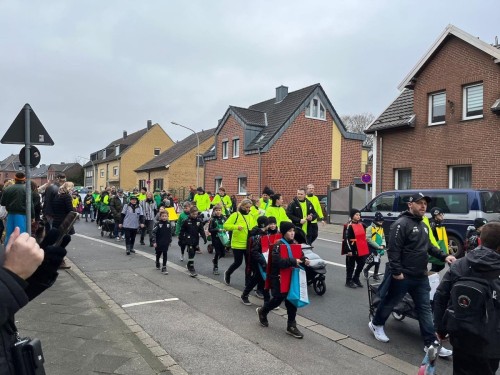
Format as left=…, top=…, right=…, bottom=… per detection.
left=257, top=216, right=269, bottom=228
left=196, top=186, right=204, bottom=193
left=430, top=207, right=444, bottom=217
left=267, top=216, right=277, bottom=225
left=350, top=208, right=361, bottom=219
left=374, top=212, right=384, bottom=222
left=129, top=194, right=138, bottom=200
left=280, top=221, right=295, bottom=236
left=262, top=186, right=274, bottom=196
left=474, top=218, right=488, bottom=229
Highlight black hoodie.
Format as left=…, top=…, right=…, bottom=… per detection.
left=433, top=246, right=500, bottom=357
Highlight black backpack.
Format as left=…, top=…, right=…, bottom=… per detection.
left=445, top=267, right=500, bottom=345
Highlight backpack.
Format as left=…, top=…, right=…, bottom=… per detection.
left=445, top=267, right=500, bottom=345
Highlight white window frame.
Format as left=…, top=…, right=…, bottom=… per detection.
left=222, top=141, right=228, bottom=159
left=428, top=91, right=446, bottom=125
left=232, top=138, right=240, bottom=158
left=215, top=178, right=223, bottom=191
left=100, top=169, right=104, bottom=178
left=449, top=165, right=472, bottom=189
left=463, top=83, right=483, bottom=120
left=305, top=96, right=326, bottom=120
left=394, top=169, right=411, bottom=190
left=238, top=177, right=247, bottom=195
left=86, top=170, right=93, bottom=178
left=154, top=148, right=161, bottom=156
left=113, top=166, right=119, bottom=176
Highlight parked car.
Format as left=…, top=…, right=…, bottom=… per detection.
left=360, top=189, right=500, bottom=256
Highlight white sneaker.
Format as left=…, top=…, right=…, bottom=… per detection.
left=368, top=321, right=389, bottom=343
left=424, top=345, right=453, bottom=358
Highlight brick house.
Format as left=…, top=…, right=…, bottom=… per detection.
left=47, top=163, right=82, bottom=182
left=83, top=121, right=174, bottom=191
left=365, top=25, right=500, bottom=193
left=203, top=84, right=366, bottom=204
left=135, top=128, right=215, bottom=199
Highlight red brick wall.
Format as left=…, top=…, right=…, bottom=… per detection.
left=340, top=138, right=364, bottom=188
left=376, top=36, right=500, bottom=192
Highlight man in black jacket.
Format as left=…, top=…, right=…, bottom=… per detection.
left=433, top=222, right=500, bottom=375
left=368, top=192, right=455, bottom=356
left=0, top=227, right=68, bottom=374
left=286, top=188, right=317, bottom=244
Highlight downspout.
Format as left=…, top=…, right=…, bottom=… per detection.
left=379, top=136, right=383, bottom=193
left=258, top=147, right=262, bottom=196
left=372, top=131, right=377, bottom=198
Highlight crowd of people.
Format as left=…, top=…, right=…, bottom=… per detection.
left=2, top=176, right=499, bottom=374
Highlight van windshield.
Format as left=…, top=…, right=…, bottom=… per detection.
left=480, top=191, right=500, bottom=213
left=398, top=193, right=469, bottom=214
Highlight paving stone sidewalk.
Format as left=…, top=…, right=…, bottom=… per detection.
left=15, top=268, right=172, bottom=375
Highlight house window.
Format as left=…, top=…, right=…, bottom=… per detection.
left=428, top=91, right=446, bottom=125
left=138, top=180, right=146, bottom=189
left=100, top=169, right=104, bottom=178
left=222, top=141, right=228, bottom=159
left=305, top=96, right=326, bottom=120
left=115, top=145, right=120, bottom=155
left=86, top=170, right=93, bottom=178
left=215, top=178, right=223, bottom=191
left=153, top=178, right=163, bottom=190
left=154, top=148, right=161, bottom=156
left=232, top=138, right=240, bottom=158
left=395, top=169, right=411, bottom=190
left=238, top=177, right=247, bottom=195
left=113, top=167, right=119, bottom=176
left=449, top=166, right=472, bottom=189
left=463, top=83, right=483, bottom=119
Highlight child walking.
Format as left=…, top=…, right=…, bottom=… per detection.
left=175, top=201, right=192, bottom=261
left=152, top=210, right=172, bottom=274
left=363, top=212, right=386, bottom=280
left=179, top=206, right=207, bottom=277
left=208, top=204, right=228, bottom=275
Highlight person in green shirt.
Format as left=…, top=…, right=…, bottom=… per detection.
left=211, top=187, right=232, bottom=216
left=306, top=184, right=325, bottom=244
left=265, top=193, right=291, bottom=227
left=138, top=187, right=147, bottom=202
left=259, top=186, right=274, bottom=212
left=286, top=188, right=317, bottom=244
left=193, top=187, right=211, bottom=212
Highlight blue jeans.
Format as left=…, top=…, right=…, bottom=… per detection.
left=372, top=275, right=436, bottom=346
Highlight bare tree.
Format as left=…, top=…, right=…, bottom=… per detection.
left=341, top=113, right=375, bottom=148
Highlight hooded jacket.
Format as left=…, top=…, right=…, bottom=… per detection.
left=387, top=211, right=446, bottom=277
left=223, top=210, right=256, bottom=250
left=433, top=246, right=500, bottom=358
left=286, top=197, right=317, bottom=234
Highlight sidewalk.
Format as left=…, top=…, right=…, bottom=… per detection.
left=15, top=265, right=178, bottom=375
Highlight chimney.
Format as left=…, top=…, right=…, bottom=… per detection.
left=147, top=120, right=152, bottom=130
left=275, top=85, right=288, bottom=103
left=123, top=131, right=127, bottom=139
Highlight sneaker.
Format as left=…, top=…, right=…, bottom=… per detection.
left=286, top=324, right=304, bottom=339
left=213, top=267, right=219, bottom=275
left=130, top=248, right=136, bottom=253
left=126, top=251, right=130, bottom=255
left=98, top=226, right=102, bottom=230
left=224, top=271, right=231, bottom=285
left=353, top=279, right=364, bottom=288
left=368, top=321, right=390, bottom=343
left=363, top=268, right=369, bottom=279
left=180, top=254, right=184, bottom=261
left=345, top=281, right=357, bottom=288
left=116, top=236, right=121, bottom=241
left=189, top=269, right=198, bottom=277
left=254, top=290, right=264, bottom=299
left=59, top=259, right=71, bottom=269
left=156, top=262, right=160, bottom=270
left=240, top=295, right=251, bottom=306
left=161, top=267, right=168, bottom=275
left=424, top=345, right=453, bottom=358
left=256, top=307, right=268, bottom=327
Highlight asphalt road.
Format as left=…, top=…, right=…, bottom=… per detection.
left=67, top=220, right=454, bottom=375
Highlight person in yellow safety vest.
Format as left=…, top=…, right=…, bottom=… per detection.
left=193, top=187, right=211, bottom=212
left=265, top=193, right=291, bottom=227
left=259, top=186, right=274, bottom=212
left=428, top=207, right=448, bottom=272
left=138, top=187, right=147, bottom=202
left=211, top=187, right=232, bottom=216
left=306, top=184, right=325, bottom=244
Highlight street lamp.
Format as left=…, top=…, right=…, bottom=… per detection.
left=171, top=121, right=200, bottom=188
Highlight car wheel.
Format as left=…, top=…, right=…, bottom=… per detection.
left=448, top=235, right=462, bottom=256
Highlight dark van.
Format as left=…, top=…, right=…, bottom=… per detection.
left=360, top=189, right=500, bottom=255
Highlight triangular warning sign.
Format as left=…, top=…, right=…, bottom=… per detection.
left=1, top=104, right=54, bottom=145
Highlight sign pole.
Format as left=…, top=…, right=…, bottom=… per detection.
left=24, top=104, right=32, bottom=236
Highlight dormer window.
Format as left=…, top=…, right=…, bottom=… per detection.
left=115, top=145, right=120, bottom=155
left=305, top=96, right=326, bottom=120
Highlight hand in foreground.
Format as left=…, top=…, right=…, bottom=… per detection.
left=3, top=227, right=44, bottom=280
left=445, top=255, right=456, bottom=264
left=392, top=273, right=404, bottom=280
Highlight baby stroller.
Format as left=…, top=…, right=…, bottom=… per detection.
left=100, top=217, right=115, bottom=238
left=301, top=243, right=327, bottom=295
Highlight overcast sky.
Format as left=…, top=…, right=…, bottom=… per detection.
left=0, top=1, right=498, bottom=165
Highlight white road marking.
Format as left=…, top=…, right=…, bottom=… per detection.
left=324, top=260, right=346, bottom=268
left=122, top=298, right=179, bottom=308
left=317, top=237, right=342, bottom=244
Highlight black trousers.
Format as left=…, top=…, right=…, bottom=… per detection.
left=307, top=223, right=319, bottom=244
left=345, top=255, right=367, bottom=282
left=452, top=347, right=499, bottom=375
left=212, top=238, right=225, bottom=268
left=124, top=227, right=138, bottom=250
left=261, top=278, right=297, bottom=324
left=155, top=245, right=169, bottom=267
left=243, top=267, right=270, bottom=303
